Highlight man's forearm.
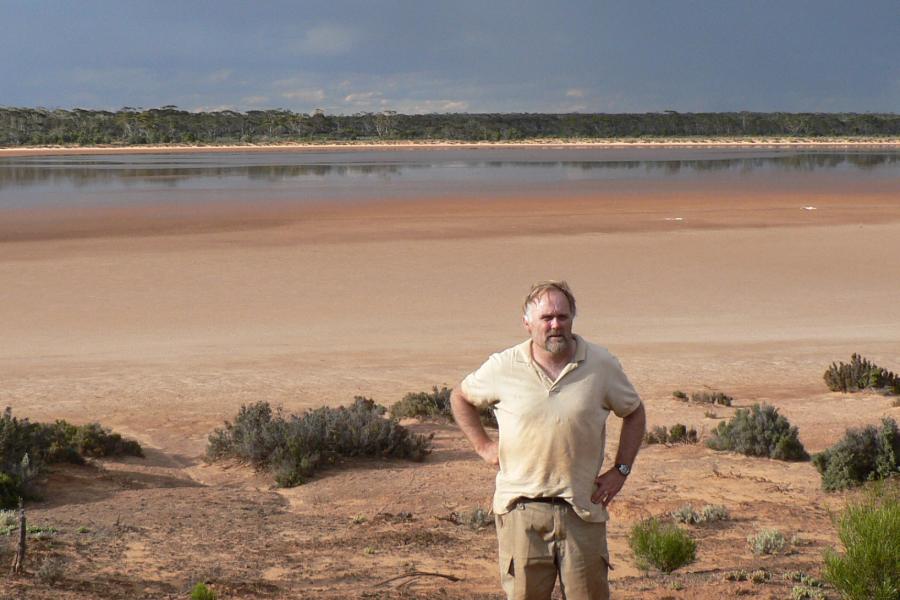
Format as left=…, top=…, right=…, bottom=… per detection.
left=615, top=403, right=646, bottom=466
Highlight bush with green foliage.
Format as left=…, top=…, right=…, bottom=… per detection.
left=823, top=479, right=900, bottom=600
left=389, top=386, right=497, bottom=428
left=389, top=386, right=453, bottom=420
left=644, top=424, right=698, bottom=445
left=628, top=517, right=697, bottom=573
left=706, top=404, right=809, bottom=461
left=813, top=418, right=900, bottom=491
left=207, top=398, right=433, bottom=487
left=692, top=391, right=733, bottom=406
left=190, top=582, right=218, bottom=600
left=672, top=390, right=732, bottom=406
left=0, top=407, right=143, bottom=508
left=824, top=353, right=900, bottom=394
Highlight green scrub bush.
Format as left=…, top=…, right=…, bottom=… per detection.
left=628, top=517, right=697, bottom=573
left=823, top=479, right=900, bottom=600
left=389, top=386, right=497, bottom=428
left=190, top=582, right=218, bottom=600
left=691, top=391, right=733, bottom=406
left=813, top=417, right=900, bottom=491
left=207, top=398, right=433, bottom=487
left=706, top=404, right=809, bottom=461
left=824, top=353, right=900, bottom=393
left=644, top=424, right=698, bottom=445
left=0, top=407, right=143, bottom=508
left=672, top=390, right=732, bottom=406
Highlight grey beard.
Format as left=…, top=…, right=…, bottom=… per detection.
left=544, top=336, right=570, bottom=355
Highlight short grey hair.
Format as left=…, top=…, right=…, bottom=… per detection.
left=523, top=280, right=577, bottom=322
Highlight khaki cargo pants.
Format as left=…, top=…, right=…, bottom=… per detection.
left=496, top=499, right=610, bottom=600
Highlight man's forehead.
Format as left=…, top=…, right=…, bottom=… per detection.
left=532, top=290, right=572, bottom=313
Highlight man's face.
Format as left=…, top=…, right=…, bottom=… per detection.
left=523, top=290, right=575, bottom=356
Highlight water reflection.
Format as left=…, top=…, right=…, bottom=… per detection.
left=0, top=149, right=897, bottom=207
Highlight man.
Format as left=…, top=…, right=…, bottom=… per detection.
left=450, top=280, right=646, bottom=600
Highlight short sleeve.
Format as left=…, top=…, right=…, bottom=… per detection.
left=460, top=353, right=503, bottom=410
left=603, top=356, right=642, bottom=417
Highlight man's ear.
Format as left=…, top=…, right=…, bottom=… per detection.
left=522, top=313, right=531, bottom=332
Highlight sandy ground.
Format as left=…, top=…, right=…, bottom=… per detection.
left=1, top=174, right=899, bottom=598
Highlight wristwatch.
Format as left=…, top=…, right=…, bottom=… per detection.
left=615, top=463, right=631, bottom=477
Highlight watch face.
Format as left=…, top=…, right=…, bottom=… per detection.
left=616, top=463, right=631, bottom=476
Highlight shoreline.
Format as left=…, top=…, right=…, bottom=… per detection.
left=2, top=136, right=899, bottom=157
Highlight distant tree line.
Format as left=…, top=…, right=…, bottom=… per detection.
left=0, top=106, right=897, bottom=147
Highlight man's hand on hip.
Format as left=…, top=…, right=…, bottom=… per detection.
left=591, top=468, right=626, bottom=506
left=475, top=439, right=499, bottom=466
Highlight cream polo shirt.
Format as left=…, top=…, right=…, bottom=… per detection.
left=461, top=335, right=642, bottom=523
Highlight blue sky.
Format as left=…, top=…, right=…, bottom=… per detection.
left=3, top=0, right=898, bottom=114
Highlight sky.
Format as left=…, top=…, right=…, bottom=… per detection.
left=3, top=0, right=898, bottom=114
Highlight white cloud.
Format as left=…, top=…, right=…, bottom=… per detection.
left=281, top=88, right=326, bottom=102
left=565, top=88, right=585, bottom=98
left=344, top=91, right=382, bottom=104
left=392, top=99, right=470, bottom=113
left=241, top=95, right=270, bottom=107
left=296, top=24, right=357, bottom=56
left=204, top=69, right=232, bottom=84
left=192, top=104, right=237, bottom=113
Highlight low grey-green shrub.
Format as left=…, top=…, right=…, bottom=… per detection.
left=747, top=528, right=786, bottom=555
left=644, top=424, right=698, bottom=445
left=749, top=569, right=770, bottom=583
left=813, top=418, right=899, bottom=491
left=36, top=556, right=66, bottom=586
left=791, top=586, right=826, bottom=600
left=0, top=509, right=15, bottom=529
left=691, top=391, right=733, bottom=406
left=207, top=398, right=433, bottom=487
left=824, top=353, right=900, bottom=394
left=671, top=503, right=729, bottom=525
left=0, top=407, right=143, bottom=508
left=823, top=479, right=900, bottom=600
left=389, top=386, right=497, bottom=428
left=706, top=404, right=809, bottom=461
left=700, top=504, right=729, bottom=523
left=446, top=507, right=494, bottom=530
left=671, top=504, right=699, bottom=524
left=672, top=390, right=732, bottom=406
left=628, top=517, right=697, bottom=573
